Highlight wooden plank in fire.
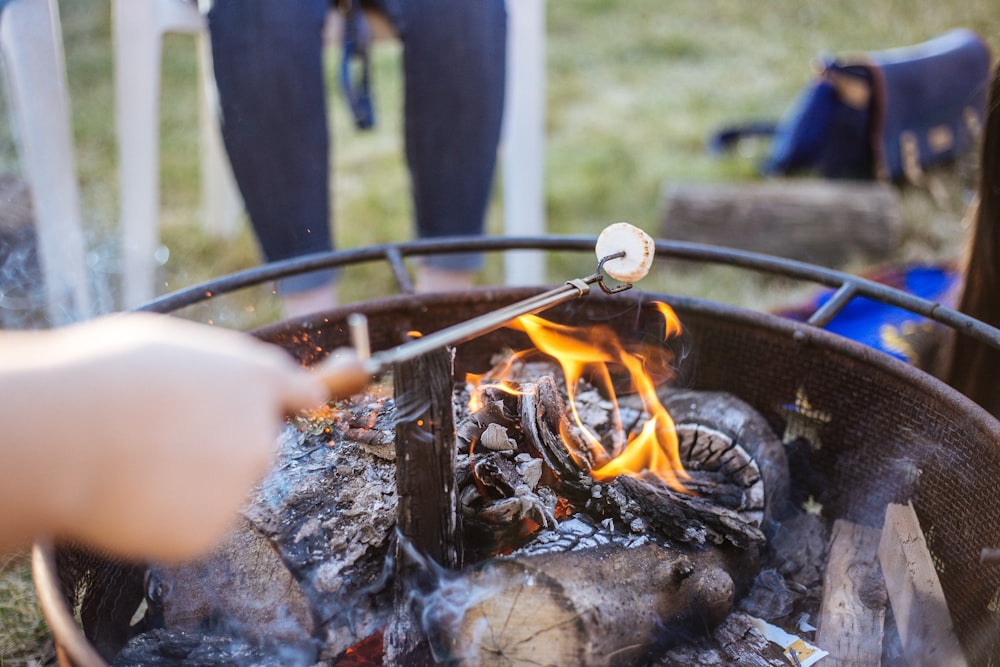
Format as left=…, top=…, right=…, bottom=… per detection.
left=385, top=346, right=461, bottom=664
left=877, top=501, right=969, bottom=667
left=816, top=518, right=887, bottom=666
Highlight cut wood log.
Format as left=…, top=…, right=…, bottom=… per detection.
left=424, top=542, right=735, bottom=667
left=816, top=519, right=887, bottom=666
left=660, top=180, right=901, bottom=267
left=877, top=502, right=969, bottom=667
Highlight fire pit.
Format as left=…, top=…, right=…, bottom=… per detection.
left=33, top=236, right=1000, bottom=666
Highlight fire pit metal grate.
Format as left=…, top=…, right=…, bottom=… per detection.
left=34, top=236, right=1000, bottom=666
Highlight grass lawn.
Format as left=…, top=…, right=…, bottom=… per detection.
left=1, top=0, right=997, bottom=661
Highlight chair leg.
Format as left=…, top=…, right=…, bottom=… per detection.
left=502, top=0, right=546, bottom=286
left=114, top=0, right=164, bottom=308
left=1, top=0, right=91, bottom=324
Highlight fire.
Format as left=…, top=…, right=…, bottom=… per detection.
left=468, top=302, right=689, bottom=491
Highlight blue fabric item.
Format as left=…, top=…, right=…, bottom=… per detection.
left=763, top=80, right=840, bottom=176
left=782, top=266, right=958, bottom=363
left=711, top=29, right=991, bottom=183
left=867, top=28, right=992, bottom=181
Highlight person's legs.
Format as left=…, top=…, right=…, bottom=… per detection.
left=383, top=0, right=507, bottom=290
left=207, top=0, right=337, bottom=313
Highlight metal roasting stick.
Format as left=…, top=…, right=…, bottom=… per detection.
left=315, top=223, right=656, bottom=397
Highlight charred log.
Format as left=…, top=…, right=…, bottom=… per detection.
left=386, top=348, right=461, bottom=665
left=392, top=347, right=461, bottom=569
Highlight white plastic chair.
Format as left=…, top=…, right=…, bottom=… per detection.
left=113, top=0, right=546, bottom=308
left=1, top=0, right=91, bottom=324
left=113, top=0, right=234, bottom=308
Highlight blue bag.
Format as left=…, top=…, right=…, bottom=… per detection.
left=710, top=29, right=993, bottom=182
left=776, top=265, right=959, bottom=366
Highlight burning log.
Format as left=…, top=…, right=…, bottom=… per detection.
left=518, top=377, right=771, bottom=556
left=422, top=541, right=735, bottom=667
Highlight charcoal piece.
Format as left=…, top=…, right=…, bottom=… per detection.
left=472, top=451, right=520, bottom=496
left=738, top=568, right=797, bottom=620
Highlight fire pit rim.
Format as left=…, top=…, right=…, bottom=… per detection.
left=132, top=234, right=1000, bottom=355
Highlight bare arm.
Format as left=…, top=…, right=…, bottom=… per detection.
left=0, top=313, right=364, bottom=562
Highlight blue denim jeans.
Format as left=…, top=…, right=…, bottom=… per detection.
left=207, top=0, right=507, bottom=293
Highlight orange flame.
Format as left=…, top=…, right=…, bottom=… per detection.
left=502, top=302, right=689, bottom=491
left=465, top=350, right=536, bottom=412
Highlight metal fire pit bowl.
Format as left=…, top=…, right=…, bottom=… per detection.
left=34, top=236, right=1000, bottom=666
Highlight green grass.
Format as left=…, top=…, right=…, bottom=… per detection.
left=1, top=0, right=998, bottom=661
left=0, top=554, right=52, bottom=665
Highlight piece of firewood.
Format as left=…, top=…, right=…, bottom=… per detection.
left=425, top=542, right=735, bottom=667
left=877, top=502, right=969, bottom=667
left=392, top=346, right=461, bottom=569
left=386, top=347, right=461, bottom=665
left=816, top=519, right=887, bottom=666
left=660, top=180, right=900, bottom=267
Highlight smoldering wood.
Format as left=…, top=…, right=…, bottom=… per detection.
left=386, top=347, right=461, bottom=665
left=816, top=519, right=886, bottom=666
left=112, top=628, right=303, bottom=667
left=246, top=401, right=399, bottom=660
left=116, top=402, right=400, bottom=663
left=878, top=502, right=969, bottom=667
left=660, top=180, right=901, bottom=267
left=517, top=378, right=772, bottom=554
left=116, top=354, right=805, bottom=666
left=424, top=541, right=736, bottom=667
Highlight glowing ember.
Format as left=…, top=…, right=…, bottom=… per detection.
left=468, top=302, right=689, bottom=491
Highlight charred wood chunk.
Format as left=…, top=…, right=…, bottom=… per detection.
left=112, top=628, right=306, bottom=667
left=520, top=376, right=595, bottom=499
left=594, top=473, right=767, bottom=552
left=657, top=389, right=793, bottom=525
